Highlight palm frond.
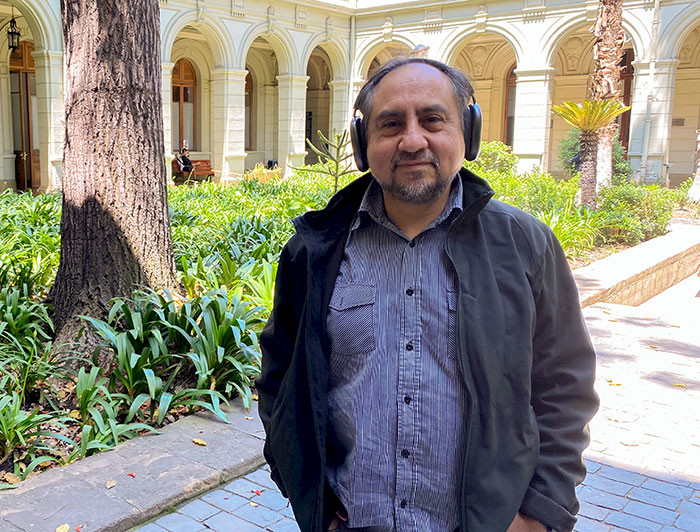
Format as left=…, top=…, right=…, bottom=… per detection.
left=552, top=100, right=630, bottom=133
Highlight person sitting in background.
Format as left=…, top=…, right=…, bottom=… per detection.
left=176, top=148, right=194, bottom=174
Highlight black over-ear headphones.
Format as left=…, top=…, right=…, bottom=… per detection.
left=350, top=101, right=482, bottom=172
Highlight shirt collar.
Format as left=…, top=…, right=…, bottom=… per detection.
left=350, top=174, right=464, bottom=235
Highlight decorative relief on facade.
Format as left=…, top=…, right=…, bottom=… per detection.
left=562, top=37, right=585, bottom=73
left=324, top=17, right=333, bottom=42
left=460, top=43, right=498, bottom=78
left=196, top=0, right=206, bottom=23
left=231, top=0, right=245, bottom=18
left=295, top=7, right=307, bottom=29
left=382, top=17, right=394, bottom=42
left=266, top=6, right=276, bottom=34
left=424, top=8, right=442, bottom=33
left=679, top=28, right=700, bottom=67
left=475, top=6, right=487, bottom=33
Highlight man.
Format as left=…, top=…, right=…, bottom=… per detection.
left=257, top=57, right=598, bottom=532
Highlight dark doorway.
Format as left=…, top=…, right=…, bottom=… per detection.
left=10, top=41, right=39, bottom=192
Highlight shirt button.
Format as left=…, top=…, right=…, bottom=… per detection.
left=403, top=395, right=411, bottom=404
left=409, top=240, right=416, bottom=248
left=401, top=449, right=410, bottom=458
left=400, top=499, right=407, bottom=508
left=405, top=343, right=413, bottom=351
left=405, top=288, right=414, bottom=296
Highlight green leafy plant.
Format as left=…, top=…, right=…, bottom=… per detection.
left=296, top=129, right=357, bottom=192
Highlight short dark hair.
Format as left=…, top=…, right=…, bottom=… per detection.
left=353, top=57, right=475, bottom=140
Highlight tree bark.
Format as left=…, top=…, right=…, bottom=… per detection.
left=590, top=0, right=624, bottom=193
left=49, top=0, right=180, bottom=358
left=580, top=130, right=599, bottom=209
left=689, top=129, right=700, bottom=204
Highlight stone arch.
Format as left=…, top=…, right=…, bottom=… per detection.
left=0, top=0, right=61, bottom=52
left=300, top=34, right=349, bottom=82
left=305, top=47, right=333, bottom=163
left=667, top=21, right=700, bottom=186
left=542, top=14, right=645, bottom=68
left=237, top=23, right=296, bottom=74
left=441, top=24, right=524, bottom=69
left=170, top=33, right=216, bottom=155
left=447, top=32, right=518, bottom=145
left=658, top=3, right=700, bottom=60
left=354, top=35, right=416, bottom=80
left=161, top=9, right=234, bottom=68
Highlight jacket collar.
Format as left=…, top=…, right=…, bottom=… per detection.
left=292, top=167, right=494, bottom=244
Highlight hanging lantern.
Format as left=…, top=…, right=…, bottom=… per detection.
left=7, top=11, right=21, bottom=52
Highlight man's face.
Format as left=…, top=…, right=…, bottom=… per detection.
left=365, top=63, right=466, bottom=205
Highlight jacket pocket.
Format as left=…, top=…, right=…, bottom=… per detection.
left=447, top=290, right=458, bottom=360
left=327, top=283, right=376, bottom=355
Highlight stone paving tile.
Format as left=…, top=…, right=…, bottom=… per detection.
left=675, top=513, right=700, bottom=532
left=155, top=512, right=209, bottom=532
left=203, top=512, right=266, bottom=532
left=133, top=524, right=168, bottom=532
left=201, top=489, right=249, bottom=513
left=605, top=511, right=663, bottom=532
left=622, top=501, right=678, bottom=525
left=177, top=499, right=220, bottom=521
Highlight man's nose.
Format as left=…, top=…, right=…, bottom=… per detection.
left=397, top=120, right=429, bottom=153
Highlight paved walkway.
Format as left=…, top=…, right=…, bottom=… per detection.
left=134, top=272, right=700, bottom=531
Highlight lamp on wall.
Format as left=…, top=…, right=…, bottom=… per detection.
left=7, top=7, right=21, bottom=52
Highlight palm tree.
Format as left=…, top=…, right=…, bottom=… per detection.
left=590, top=0, right=625, bottom=189
left=552, top=100, right=630, bottom=208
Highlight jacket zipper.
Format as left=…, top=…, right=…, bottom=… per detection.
left=445, top=191, right=493, bottom=532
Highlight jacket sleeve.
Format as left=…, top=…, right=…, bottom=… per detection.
left=256, top=239, right=306, bottom=498
left=519, top=228, right=599, bottom=532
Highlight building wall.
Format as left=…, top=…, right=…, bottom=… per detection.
left=1, top=0, right=700, bottom=189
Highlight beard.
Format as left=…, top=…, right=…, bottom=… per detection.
left=382, top=151, right=455, bottom=205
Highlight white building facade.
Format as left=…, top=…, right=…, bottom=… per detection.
left=1, top=0, right=699, bottom=192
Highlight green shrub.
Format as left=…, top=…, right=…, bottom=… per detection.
left=597, top=183, right=675, bottom=245
left=557, top=127, right=632, bottom=184
left=534, top=201, right=604, bottom=258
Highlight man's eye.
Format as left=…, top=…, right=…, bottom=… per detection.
left=381, top=121, right=399, bottom=129
left=424, top=115, right=443, bottom=123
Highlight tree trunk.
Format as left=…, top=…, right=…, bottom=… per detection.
left=49, top=0, right=180, bottom=359
left=689, top=129, right=700, bottom=204
left=580, top=130, right=599, bottom=209
left=596, top=122, right=617, bottom=191
left=591, top=0, right=624, bottom=193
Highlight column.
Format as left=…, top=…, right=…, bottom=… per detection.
left=32, top=49, right=64, bottom=192
left=0, top=62, right=13, bottom=190
left=161, top=62, right=175, bottom=182
left=277, top=74, right=309, bottom=176
left=211, top=68, right=248, bottom=181
left=329, top=79, right=351, bottom=135
left=627, top=60, right=678, bottom=184
left=511, top=67, right=554, bottom=173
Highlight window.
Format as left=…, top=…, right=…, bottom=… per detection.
left=172, top=58, right=197, bottom=151
left=504, top=65, right=517, bottom=147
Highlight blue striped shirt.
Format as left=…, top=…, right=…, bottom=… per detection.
left=325, top=176, right=468, bottom=532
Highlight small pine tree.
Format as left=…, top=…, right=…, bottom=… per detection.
left=302, top=129, right=356, bottom=193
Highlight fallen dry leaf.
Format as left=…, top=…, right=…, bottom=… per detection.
left=56, top=525, right=69, bottom=532
left=608, top=319, right=618, bottom=322
left=192, top=438, right=207, bottom=446
left=126, top=472, right=136, bottom=478
left=649, top=345, right=659, bottom=349
left=251, top=393, right=259, bottom=401
left=244, top=416, right=254, bottom=421
left=105, top=480, right=117, bottom=489
left=249, top=501, right=259, bottom=507
left=68, top=410, right=81, bottom=419
left=76, top=526, right=83, bottom=532
left=670, top=324, right=680, bottom=328
left=3, top=473, right=20, bottom=484
left=252, top=489, right=262, bottom=496
left=673, top=384, right=688, bottom=388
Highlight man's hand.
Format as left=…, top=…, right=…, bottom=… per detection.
left=507, top=512, right=547, bottom=532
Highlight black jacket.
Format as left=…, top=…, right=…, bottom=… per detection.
left=257, top=169, right=598, bottom=532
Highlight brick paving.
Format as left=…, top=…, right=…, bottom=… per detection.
left=136, top=274, right=700, bottom=532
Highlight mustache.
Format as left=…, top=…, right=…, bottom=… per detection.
left=391, top=151, right=439, bottom=171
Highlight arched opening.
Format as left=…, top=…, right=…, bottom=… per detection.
left=669, top=23, right=700, bottom=187
left=549, top=28, right=634, bottom=177
left=9, top=40, right=38, bottom=191
left=305, top=48, right=332, bottom=164
left=504, top=65, right=517, bottom=148
left=452, top=34, right=517, bottom=145
left=171, top=58, right=198, bottom=152
left=244, top=37, right=280, bottom=169
left=364, top=43, right=412, bottom=79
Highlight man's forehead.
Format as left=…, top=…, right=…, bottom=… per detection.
left=370, top=65, right=457, bottom=114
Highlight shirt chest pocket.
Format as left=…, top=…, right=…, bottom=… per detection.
left=327, top=283, right=376, bottom=355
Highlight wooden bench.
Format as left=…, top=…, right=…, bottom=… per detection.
left=172, top=158, right=214, bottom=183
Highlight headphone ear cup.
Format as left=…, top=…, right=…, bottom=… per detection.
left=464, top=103, right=482, bottom=161
left=350, top=117, right=369, bottom=172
